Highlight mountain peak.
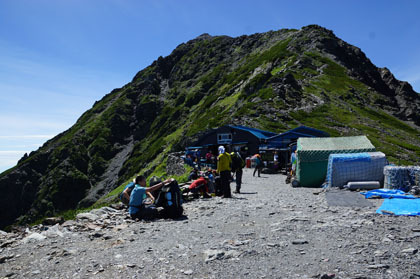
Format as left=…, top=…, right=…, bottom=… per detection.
left=1, top=25, right=420, bottom=229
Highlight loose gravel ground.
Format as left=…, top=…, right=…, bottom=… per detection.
left=1, top=168, right=420, bottom=279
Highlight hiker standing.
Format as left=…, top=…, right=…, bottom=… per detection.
left=217, top=146, right=232, bottom=198
left=273, top=151, right=279, bottom=171
left=121, top=175, right=174, bottom=220
left=231, top=151, right=244, bottom=193
left=291, top=150, right=297, bottom=176
left=253, top=154, right=263, bottom=177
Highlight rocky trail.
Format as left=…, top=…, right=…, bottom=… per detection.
left=1, top=169, right=420, bottom=278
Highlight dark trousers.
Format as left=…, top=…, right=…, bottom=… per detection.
left=220, top=170, right=231, bottom=198
left=131, top=205, right=158, bottom=220
left=253, top=165, right=262, bottom=177
left=235, top=169, right=243, bottom=191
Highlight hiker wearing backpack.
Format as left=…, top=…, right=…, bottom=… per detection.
left=217, top=145, right=232, bottom=198
left=231, top=151, right=245, bottom=193
left=121, top=175, right=174, bottom=220
left=253, top=154, right=263, bottom=177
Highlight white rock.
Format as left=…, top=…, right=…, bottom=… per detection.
left=41, top=224, right=66, bottom=238
left=76, top=212, right=99, bottom=222
left=23, top=233, right=46, bottom=243
left=184, top=270, right=193, bottom=275
left=401, top=248, right=418, bottom=254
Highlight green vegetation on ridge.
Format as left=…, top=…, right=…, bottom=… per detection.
left=2, top=25, right=420, bottom=229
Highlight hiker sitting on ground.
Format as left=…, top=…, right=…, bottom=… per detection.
left=188, top=168, right=199, bottom=181
left=184, top=175, right=211, bottom=199
left=121, top=175, right=174, bottom=220
left=205, top=169, right=216, bottom=193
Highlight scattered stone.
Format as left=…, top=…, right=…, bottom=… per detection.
left=374, top=250, right=386, bottom=257
left=89, top=232, right=104, bottom=239
left=113, top=224, right=128, bottom=231
left=367, top=264, right=389, bottom=269
left=76, top=213, right=99, bottom=222
left=42, top=217, right=64, bottom=226
left=85, top=223, right=102, bottom=231
left=1, top=240, right=15, bottom=248
left=0, top=254, right=14, bottom=263
left=401, top=248, right=418, bottom=254
left=23, top=232, right=46, bottom=243
left=42, top=224, right=65, bottom=238
left=292, top=239, right=308, bottom=245
left=203, top=249, right=241, bottom=263
left=320, top=274, right=335, bottom=279
left=287, top=217, right=310, bottom=222
left=382, top=237, right=392, bottom=243
left=110, top=203, right=125, bottom=210
left=90, top=207, right=118, bottom=216
left=183, top=269, right=193, bottom=275
left=61, top=220, right=78, bottom=228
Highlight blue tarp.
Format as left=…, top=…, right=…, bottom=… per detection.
left=376, top=198, right=420, bottom=216
left=325, top=152, right=385, bottom=188
left=361, top=189, right=416, bottom=199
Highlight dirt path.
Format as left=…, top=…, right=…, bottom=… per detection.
left=1, top=169, right=420, bottom=278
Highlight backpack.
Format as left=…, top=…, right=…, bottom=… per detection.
left=149, top=176, right=162, bottom=187
left=154, top=180, right=183, bottom=219
left=231, top=153, right=244, bottom=171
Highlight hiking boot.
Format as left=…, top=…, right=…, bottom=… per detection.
left=233, top=190, right=240, bottom=194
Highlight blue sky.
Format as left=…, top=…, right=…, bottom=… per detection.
left=0, top=0, right=419, bottom=173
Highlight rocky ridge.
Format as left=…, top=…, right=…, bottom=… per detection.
left=1, top=25, right=420, bottom=229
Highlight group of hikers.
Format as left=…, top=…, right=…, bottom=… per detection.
left=120, top=145, right=257, bottom=221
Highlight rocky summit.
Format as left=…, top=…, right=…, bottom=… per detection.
left=1, top=25, right=420, bottom=228
left=1, top=170, right=420, bottom=278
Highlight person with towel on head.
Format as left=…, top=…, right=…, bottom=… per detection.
left=217, top=145, right=232, bottom=198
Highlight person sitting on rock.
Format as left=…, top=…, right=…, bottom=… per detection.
left=121, top=175, right=174, bottom=220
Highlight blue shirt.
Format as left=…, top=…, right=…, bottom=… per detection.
left=128, top=185, right=147, bottom=215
